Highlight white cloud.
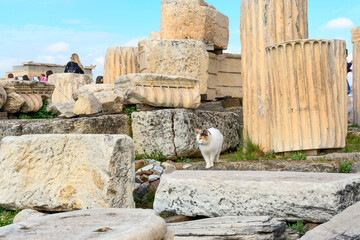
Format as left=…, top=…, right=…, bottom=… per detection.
left=95, top=57, right=105, bottom=66
left=43, top=42, right=70, bottom=54
left=325, top=18, right=354, bottom=29
left=0, top=58, right=21, bottom=76
left=124, top=37, right=147, bottom=47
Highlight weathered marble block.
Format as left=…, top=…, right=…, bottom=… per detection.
left=0, top=114, right=130, bottom=141
left=154, top=171, right=360, bottom=223
left=115, top=74, right=200, bottom=109
left=103, top=47, right=140, bottom=84
left=73, top=92, right=103, bottom=115
left=48, top=73, right=92, bottom=103
left=266, top=39, right=347, bottom=152
left=132, top=109, right=242, bottom=159
left=0, top=134, right=135, bottom=211
left=167, top=216, right=286, bottom=240
left=241, top=0, right=308, bottom=151
left=161, top=0, right=229, bottom=50
left=0, top=85, right=6, bottom=109
left=301, top=202, right=360, bottom=240
left=0, top=79, right=55, bottom=99
left=0, top=209, right=167, bottom=240
left=138, top=39, right=209, bottom=94
left=73, top=84, right=114, bottom=101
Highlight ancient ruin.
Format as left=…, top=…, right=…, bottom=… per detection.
left=0, top=0, right=359, bottom=239
left=103, top=47, right=139, bottom=84
left=266, top=39, right=347, bottom=153
left=240, top=0, right=309, bottom=151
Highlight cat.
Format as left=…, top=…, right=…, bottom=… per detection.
left=196, top=128, right=224, bottom=169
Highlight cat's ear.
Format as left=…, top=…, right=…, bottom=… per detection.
left=195, top=129, right=201, bottom=133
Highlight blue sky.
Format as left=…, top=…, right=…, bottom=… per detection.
left=0, top=0, right=359, bottom=82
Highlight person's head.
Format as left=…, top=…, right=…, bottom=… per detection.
left=70, top=53, right=84, bottom=71
left=7, top=73, right=14, bottom=79
left=41, top=74, right=45, bottom=78
left=346, top=49, right=349, bottom=57
left=22, top=75, right=30, bottom=80
left=46, top=70, right=53, bottom=78
left=96, top=76, right=103, bottom=84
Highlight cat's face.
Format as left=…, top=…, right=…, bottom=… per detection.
left=196, top=129, right=209, bottom=145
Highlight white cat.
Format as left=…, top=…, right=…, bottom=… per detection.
left=196, top=128, right=224, bottom=169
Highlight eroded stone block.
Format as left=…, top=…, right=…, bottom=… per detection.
left=48, top=73, right=92, bottom=103
left=0, top=134, right=135, bottom=211
left=161, top=0, right=229, bottom=50
left=115, top=74, right=200, bottom=109
left=132, top=109, right=242, bottom=159
left=138, top=39, right=209, bottom=94
left=154, top=171, right=360, bottom=223
left=0, top=208, right=167, bottom=240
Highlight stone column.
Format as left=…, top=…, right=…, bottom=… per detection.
left=266, top=39, right=347, bottom=152
left=240, top=0, right=308, bottom=151
left=352, top=27, right=360, bottom=125
left=103, top=47, right=140, bottom=84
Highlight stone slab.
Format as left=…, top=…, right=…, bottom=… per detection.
left=0, top=114, right=130, bottom=141
left=0, top=208, right=167, bottom=240
left=132, top=109, right=242, bottom=159
left=0, top=134, right=135, bottom=212
left=301, top=201, right=360, bottom=240
left=167, top=216, right=286, bottom=240
left=154, top=171, right=360, bottom=223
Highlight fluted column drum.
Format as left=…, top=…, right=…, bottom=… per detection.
left=352, top=27, right=360, bottom=125
left=240, top=0, right=308, bottom=151
left=103, top=47, right=140, bottom=84
left=266, top=39, right=347, bottom=152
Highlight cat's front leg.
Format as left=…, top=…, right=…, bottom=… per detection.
left=204, top=154, right=211, bottom=169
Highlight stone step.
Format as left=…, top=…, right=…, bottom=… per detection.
left=154, top=171, right=360, bottom=223
left=167, top=216, right=286, bottom=240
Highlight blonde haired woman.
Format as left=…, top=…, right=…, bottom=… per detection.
left=64, top=53, right=85, bottom=74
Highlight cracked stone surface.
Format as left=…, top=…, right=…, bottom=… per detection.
left=0, top=114, right=130, bottom=142
left=154, top=171, right=360, bottom=223
left=0, top=134, right=135, bottom=211
left=132, top=109, right=242, bottom=159
left=0, top=208, right=167, bottom=240
left=301, top=201, right=360, bottom=240
left=167, top=216, right=286, bottom=240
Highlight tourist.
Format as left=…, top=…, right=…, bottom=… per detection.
left=39, top=74, right=46, bottom=82
left=64, top=53, right=85, bottom=74
left=96, top=76, right=103, bottom=84
left=22, top=75, right=30, bottom=81
left=7, top=73, right=14, bottom=79
left=346, top=49, right=352, bottom=95
left=44, top=70, right=53, bottom=81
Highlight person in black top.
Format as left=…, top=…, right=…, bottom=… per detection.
left=64, top=53, right=85, bottom=74
left=346, top=49, right=352, bottom=95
